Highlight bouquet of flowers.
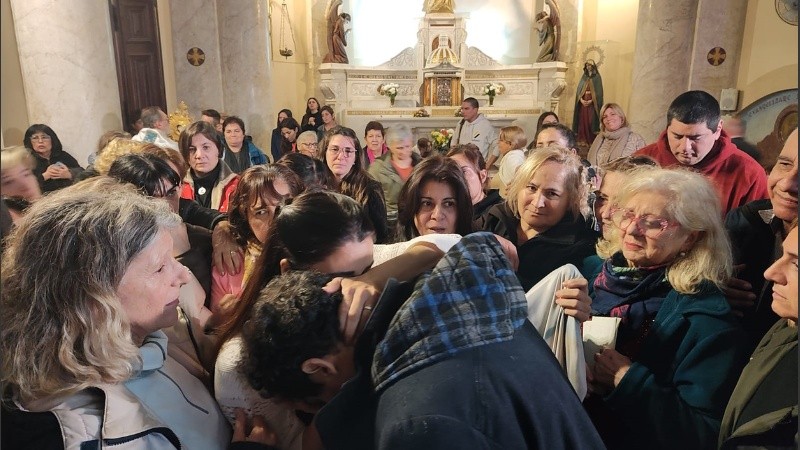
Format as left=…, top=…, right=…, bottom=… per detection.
left=482, top=82, right=504, bottom=105
left=413, top=108, right=430, bottom=117
left=430, top=128, right=454, bottom=154
left=379, top=82, right=400, bottom=105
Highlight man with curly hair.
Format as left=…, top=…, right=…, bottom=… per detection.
left=241, top=233, right=603, bottom=449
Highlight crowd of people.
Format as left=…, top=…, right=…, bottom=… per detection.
left=0, top=88, right=796, bottom=450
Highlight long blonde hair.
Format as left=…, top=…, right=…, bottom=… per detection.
left=596, top=168, right=732, bottom=293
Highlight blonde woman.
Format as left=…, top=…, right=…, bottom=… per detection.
left=1, top=146, right=42, bottom=222
left=587, top=103, right=646, bottom=166
left=586, top=168, right=749, bottom=450
left=493, top=125, right=528, bottom=196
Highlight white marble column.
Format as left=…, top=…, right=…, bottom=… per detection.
left=628, top=0, right=699, bottom=142
left=689, top=0, right=748, bottom=98
left=169, top=0, right=225, bottom=118
left=217, top=0, right=273, bottom=154
left=10, top=0, right=122, bottom=166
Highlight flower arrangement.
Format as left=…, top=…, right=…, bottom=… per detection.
left=413, top=108, right=430, bottom=117
left=430, top=128, right=454, bottom=154
left=378, top=82, right=400, bottom=106
left=482, top=82, right=504, bottom=106
left=454, top=107, right=464, bottom=117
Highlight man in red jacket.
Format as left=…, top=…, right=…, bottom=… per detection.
left=634, top=90, right=768, bottom=214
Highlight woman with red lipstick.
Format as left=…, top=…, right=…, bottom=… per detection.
left=719, top=222, right=798, bottom=449
left=482, top=146, right=597, bottom=291
left=23, top=124, right=83, bottom=193
left=180, top=120, right=240, bottom=212
left=585, top=168, right=749, bottom=450
left=395, top=155, right=473, bottom=241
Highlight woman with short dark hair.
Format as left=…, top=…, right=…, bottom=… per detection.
left=23, top=124, right=83, bottom=193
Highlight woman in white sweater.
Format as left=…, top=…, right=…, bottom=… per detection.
left=587, top=103, right=646, bottom=167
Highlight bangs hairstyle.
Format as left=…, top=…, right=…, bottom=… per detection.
left=215, top=190, right=374, bottom=349
left=1, top=179, right=180, bottom=400
left=23, top=124, right=63, bottom=154
left=596, top=168, right=732, bottom=294
left=1, top=146, right=36, bottom=172
left=223, top=116, right=246, bottom=134
left=506, top=146, right=590, bottom=220
left=396, top=155, right=474, bottom=240
left=179, top=120, right=224, bottom=161
left=228, top=165, right=303, bottom=246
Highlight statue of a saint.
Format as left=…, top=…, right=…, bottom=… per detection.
left=535, top=11, right=555, bottom=62
left=572, top=60, right=604, bottom=146
left=423, top=0, right=455, bottom=14
left=323, top=0, right=351, bottom=64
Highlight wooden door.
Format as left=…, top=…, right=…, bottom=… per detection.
left=109, top=0, right=167, bottom=133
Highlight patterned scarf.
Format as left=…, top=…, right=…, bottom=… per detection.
left=592, top=252, right=672, bottom=330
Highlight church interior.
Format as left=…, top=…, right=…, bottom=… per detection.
left=1, top=0, right=797, bottom=167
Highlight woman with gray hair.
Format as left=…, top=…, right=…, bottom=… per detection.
left=0, top=179, right=269, bottom=449
left=585, top=168, right=749, bottom=450
left=368, top=124, right=421, bottom=228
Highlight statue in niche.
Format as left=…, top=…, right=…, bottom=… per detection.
left=572, top=60, right=604, bottom=147
left=536, top=0, right=561, bottom=62
left=423, top=0, right=455, bottom=14
left=323, top=0, right=351, bottom=64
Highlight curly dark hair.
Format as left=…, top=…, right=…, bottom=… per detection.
left=227, top=165, right=302, bottom=246
left=240, top=270, right=342, bottom=401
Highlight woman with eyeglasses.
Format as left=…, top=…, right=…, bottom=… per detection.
left=23, top=124, right=83, bottom=193
left=585, top=168, right=749, bottom=450
left=318, top=127, right=389, bottom=243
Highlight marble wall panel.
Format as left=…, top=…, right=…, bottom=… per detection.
left=169, top=0, right=224, bottom=119
left=217, top=0, right=273, bottom=153
left=689, top=0, right=748, bottom=103
left=10, top=0, right=122, bottom=166
left=628, top=0, right=699, bottom=142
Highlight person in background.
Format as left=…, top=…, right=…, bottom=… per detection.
left=722, top=116, right=761, bottom=164
left=318, top=126, right=389, bottom=243
left=493, top=125, right=528, bottom=196
left=528, top=111, right=559, bottom=151
left=279, top=117, right=301, bottom=157
left=0, top=146, right=42, bottom=223
left=223, top=116, right=268, bottom=175
left=276, top=152, right=331, bottom=191
left=586, top=168, right=749, bottom=450
left=201, top=108, right=224, bottom=133
left=23, top=124, right=83, bottom=193
left=295, top=131, right=319, bottom=158
left=447, top=144, right=502, bottom=226
left=301, top=97, right=323, bottom=133
left=481, top=146, right=597, bottom=290
left=369, top=124, right=421, bottom=228
left=271, top=109, right=293, bottom=162
left=132, top=106, right=179, bottom=151
left=87, top=130, right=131, bottom=168
left=587, top=103, right=646, bottom=167
left=364, top=121, right=389, bottom=165
left=415, top=137, right=433, bottom=158
left=634, top=90, right=768, bottom=215
left=718, top=222, right=798, bottom=449
left=724, top=129, right=798, bottom=348
left=180, top=120, right=240, bottom=212
left=128, top=108, right=144, bottom=135
left=317, top=105, right=340, bottom=141
left=451, top=97, right=499, bottom=169
left=395, top=155, right=473, bottom=240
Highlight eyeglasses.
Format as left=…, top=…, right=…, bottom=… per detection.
left=300, top=142, right=318, bottom=148
left=327, top=147, right=356, bottom=157
left=609, top=207, right=677, bottom=238
left=30, top=134, right=51, bottom=141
